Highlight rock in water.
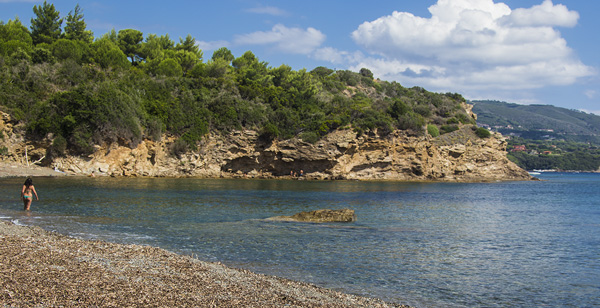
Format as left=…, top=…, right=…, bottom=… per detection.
left=269, top=209, right=356, bottom=223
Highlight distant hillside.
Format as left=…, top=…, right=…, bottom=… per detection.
left=471, top=100, right=600, bottom=144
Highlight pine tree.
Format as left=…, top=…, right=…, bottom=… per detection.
left=30, top=1, right=62, bottom=45
left=64, top=4, right=93, bottom=43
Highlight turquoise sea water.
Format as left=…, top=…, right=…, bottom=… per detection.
left=0, top=173, right=598, bottom=307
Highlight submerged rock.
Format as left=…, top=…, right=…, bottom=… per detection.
left=269, top=209, right=356, bottom=223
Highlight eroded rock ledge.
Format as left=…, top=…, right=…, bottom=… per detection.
left=1, top=111, right=531, bottom=181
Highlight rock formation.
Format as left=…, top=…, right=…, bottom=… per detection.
left=1, top=111, right=531, bottom=182
left=268, top=209, right=356, bottom=223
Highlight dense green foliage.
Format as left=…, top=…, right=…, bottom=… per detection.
left=507, top=138, right=600, bottom=171
left=472, top=100, right=600, bottom=171
left=474, top=127, right=491, bottom=138
left=1, top=2, right=475, bottom=157
left=472, top=100, right=600, bottom=143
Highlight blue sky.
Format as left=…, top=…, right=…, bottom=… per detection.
left=2, top=0, right=599, bottom=114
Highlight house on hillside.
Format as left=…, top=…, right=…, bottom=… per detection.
left=511, top=145, right=526, bottom=152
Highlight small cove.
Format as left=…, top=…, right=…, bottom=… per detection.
left=1, top=174, right=598, bottom=308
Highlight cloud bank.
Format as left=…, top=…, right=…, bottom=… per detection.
left=347, top=0, right=594, bottom=98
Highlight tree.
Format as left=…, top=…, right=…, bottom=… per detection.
left=311, top=66, right=333, bottom=78
left=176, top=34, right=202, bottom=58
left=0, top=18, right=33, bottom=56
left=51, top=38, right=82, bottom=62
left=212, top=47, right=234, bottom=63
left=140, top=34, right=174, bottom=61
left=174, top=50, right=199, bottom=75
left=359, top=68, right=373, bottom=79
left=117, top=29, right=143, bottom=64
left=156, top=58, right=182, bottom=77
left=30, top=1, right=63, bottom=45
left=63, top=4, right=93, bottom=43
left=92, top=37, right=129, bottom=69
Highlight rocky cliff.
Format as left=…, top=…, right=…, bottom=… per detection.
left=1, top=111, right=531, bottom=181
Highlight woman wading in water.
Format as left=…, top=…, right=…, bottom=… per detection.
left=21, top=177, right=39, bottom=211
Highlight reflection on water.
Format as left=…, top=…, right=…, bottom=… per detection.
left=0, top=175, right=599, bottom=308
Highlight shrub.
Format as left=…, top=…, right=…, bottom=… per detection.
left=359, top=68, right=373, bottom=79
left=388, top=99, right=410, bottom=119
left=397, top=112, right=425, bottom=131
left=48, top=134, right=67, bottom=157
left=156, top=58, right=183, bottom=77
left=427, top=124, right=440, bottom=137
left=299, top=131, right=319, bottom=144
left=414, top=104, right=432, bottom=118
left=446, top=117, right=459, bottom=124
left=170, top=138, right=189, bottom=157
left=31, top=47, right=56, bottom=64
left=475, top=127, right=491, bottom=138
left=456, top=112, right=475, bottom=124
left=259, top=122, right=279, bottom=142
left=440, top=124, right=459, bottom=135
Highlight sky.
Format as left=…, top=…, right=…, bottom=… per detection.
left=1, top=0, right=599, bottom=114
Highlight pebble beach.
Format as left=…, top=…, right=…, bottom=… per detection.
left=0, top=163, right=410, bottom=308
left=0, top=220, right=409, bottom=308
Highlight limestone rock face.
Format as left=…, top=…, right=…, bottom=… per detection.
left=268, top=209, right=356, bottom=223
left=1, top=111, right=531, bottom=181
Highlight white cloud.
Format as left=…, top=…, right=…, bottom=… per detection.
left=234, top=24, right=326, bottom=55
left=246, top=6, right=288, bottom=17
left=500, top=0, right=579, bottom=27
left=312, top=47, right=347, bottom=64
left=348, top=0, right=594, bottom=98
left=312, top=47, right=365, bottom=65
left=585, top=90, right=597, bottom=99
left=196, top=40, right=230, bottom=53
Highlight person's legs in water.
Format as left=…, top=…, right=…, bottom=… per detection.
left=23, top=195, right=32, bottom=210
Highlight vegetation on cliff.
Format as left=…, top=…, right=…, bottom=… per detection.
left=1, top=2, right=480, bottom=162
left=471, top=100, right=600, bottom=171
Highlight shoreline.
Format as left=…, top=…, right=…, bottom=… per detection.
left=0, top=220, right=411, bottom=307
left=0, top=162, right=67, bottom=178
left=1, top=161, right=536, bottom=183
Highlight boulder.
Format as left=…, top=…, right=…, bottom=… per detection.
left=269, top=209, right=356, bottom=223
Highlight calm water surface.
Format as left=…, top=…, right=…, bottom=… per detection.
left=0, top=173, right=598, bottom=307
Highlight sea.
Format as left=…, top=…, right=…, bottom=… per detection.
left=0, top=173, right=598, bottom=308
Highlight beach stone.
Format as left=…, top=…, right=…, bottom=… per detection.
left=270, top=209, right=356, bottom=223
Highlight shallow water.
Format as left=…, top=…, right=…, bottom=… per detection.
left=1, top=173, right=598, bottom=307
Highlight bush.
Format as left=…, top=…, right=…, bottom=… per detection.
left=414, top=104, right=432, bottom=118
left=427, top=124, right=440, bottom=137
left=456, top=112, right=474, bottom=124
left=397, top=112, right=425, bottom=131
left=475, top=127, right=491, bottom=138
left=388, top=99, right=410, bottom=119
left=170, top=138, right=189, bottom=157
left=440, top=124, right=459, bottom=135
left=299, top=131, right=319, bottom=144
left=259, top=122, right=279, bottom=142
left=156, top=58, right=183, bottom=77
left=31, top=47, right=55, bottom=64
left=48, top=134, right=67, bottom=157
